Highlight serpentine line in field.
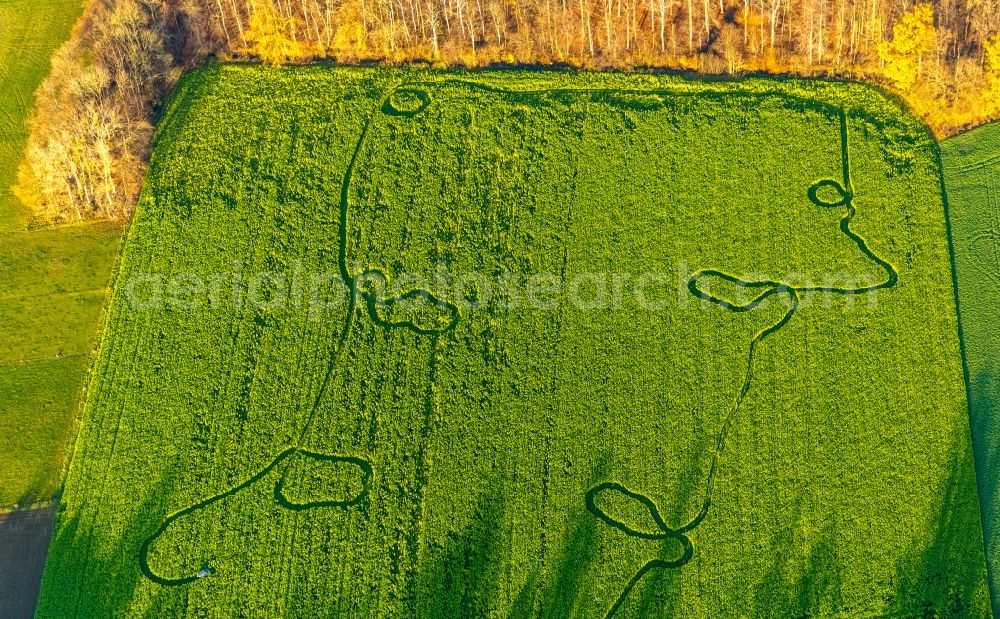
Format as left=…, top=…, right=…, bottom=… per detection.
left=139, top=84, right=897, bottom=606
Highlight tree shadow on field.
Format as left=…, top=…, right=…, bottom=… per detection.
left=515, top=456, right=610, bottom=619
left=416, top=468, right=610, bottom=618
left=417, top=480, right=509, bottom=618
left=36, top=476, right=174, bottom=617
left=525, top=497, right=600, bottom=619
left=967, top=367, right=1000, bottom=614
left=0, top=506, right=56, bottom=619
left=607, top=452, right=702, bottom=619
left=738, top=417, right=989, bottom=617
left=889, top=419, right=992, bottom=618
left=8, top=477, right=55, bottom=511
left=411, top=415, right=991, bottom=617
left=750, top=505, right=845, bottom=617
left=524, top=452, right=694, bottom=619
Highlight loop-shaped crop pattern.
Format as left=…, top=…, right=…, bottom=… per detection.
left=584, top=108, right=898, bottom=617
left=808, top=178, right=852, bottom=208
left=140, top=82, right=900, bottom=619
left=357, top=268, right=460, bottom=335
left=140, top=82, right=453, bottom=589
left=381, top=88, right=431, bottom=117
left=585, top=483, right=695, bottom=615
left=139, top=448, right=372, bottom=586
left=274, top=451, right=373, bottom=511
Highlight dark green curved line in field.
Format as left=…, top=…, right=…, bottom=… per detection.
left=586, top=482, right=679, bottom=540
left=686, top=109, right=898, bottom=554
left=686, top=109, right=896, bottom=539
left=139, top=84, right=898, bottom=606
left=338, top=84, right=461, bottom=339
left=382, top=88, right=431, bottom=117
left=397, top=77, right=851, bottom=122
left=380, top=80, right=897, bottom=613
left=356, top=269, right=460, bottom=335
left=576, top=108, right=897, bottom=616
left=139, top=84, right=455, bottom=587
left=605, top=555, right=694, bottom=617
left=138, top=449, right=371, bottom=585
left=274, top=453, right=373, bottom=511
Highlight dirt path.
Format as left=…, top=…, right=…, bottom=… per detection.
left=0, top=507, right=56, bottom=618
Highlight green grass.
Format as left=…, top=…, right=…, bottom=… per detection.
left=941, top=120, right=1000, bottom=612
left=0, top=222, right=123, bottom=507
left=0, top=223, right=123, bottom=367
left=0, top=0, right=124, bottom=508
left=0, top=357, right=93, bottom=505
left=0, top=222, right=122, bottom=507
left=40, top=65, right=990, bottom=616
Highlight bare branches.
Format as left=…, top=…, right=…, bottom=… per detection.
left=17, top=0, right=173, bottom=222
left=14, top=0, right=1000, bottom=223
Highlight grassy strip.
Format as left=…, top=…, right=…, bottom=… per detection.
left=941, top=120, right=1000, bottom=615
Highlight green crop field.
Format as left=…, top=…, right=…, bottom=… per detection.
left=40, top=65, right=990, bottom=617
left=942, top=120, right=1000, bottom=612
left=0, top=0, right=124, bottom=509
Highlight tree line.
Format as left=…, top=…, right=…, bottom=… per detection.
left=15, top=0, right=1000, bottom=222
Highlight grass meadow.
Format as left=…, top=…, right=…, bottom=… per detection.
left=0, top=0, right=123, bottom=509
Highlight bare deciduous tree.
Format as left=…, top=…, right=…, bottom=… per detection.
left=15, top=0, right=1000, bottom=223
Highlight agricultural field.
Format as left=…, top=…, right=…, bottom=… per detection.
left=39, top=65, right=991, bottom=617
left=0, top=508, right=57, bottom=616
left=941, top=120, right=1000, bottom=611
left=0, top=0, right=124, bottom=613
left=0, top=221, right=122, bottom=507
left=0, top=0, right=124, bottom=510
